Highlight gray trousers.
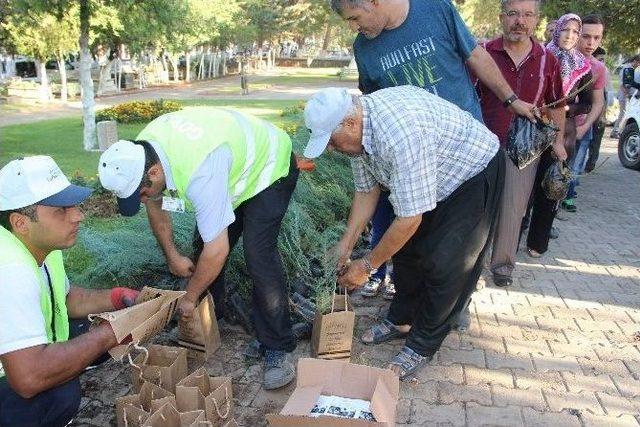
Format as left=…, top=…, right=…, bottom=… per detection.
left=490, top=156, right=540, bottom=277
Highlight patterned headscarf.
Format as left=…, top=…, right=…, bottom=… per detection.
left=546, top=13, right=591, bottom=95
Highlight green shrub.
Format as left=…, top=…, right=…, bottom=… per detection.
left=95, top=99, right=182, bottom=124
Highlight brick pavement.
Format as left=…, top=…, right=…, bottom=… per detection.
left=73, top=137, right=640, bottom=426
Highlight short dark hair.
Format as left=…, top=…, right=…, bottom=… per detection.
left=0, top=205, right=38, bottom=231
left=330, top=0, right=366, bottom=13
left=130, top=140, right=160, bottom=190
left=581, top=14, right=605, bottom=28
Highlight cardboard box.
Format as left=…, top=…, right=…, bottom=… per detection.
left=310, top=293, right=355, bottom=361
left=266, top=358, right=399, bottom=427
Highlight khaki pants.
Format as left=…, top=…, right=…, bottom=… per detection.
left=490, top=156, right=540, bottom=277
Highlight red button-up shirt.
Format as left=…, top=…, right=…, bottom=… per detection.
left=476, top=37, right=565, bottom=147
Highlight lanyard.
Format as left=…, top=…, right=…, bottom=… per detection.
left=43, top=264, right=57, bottom=342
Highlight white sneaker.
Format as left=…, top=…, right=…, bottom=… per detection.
left=382, top=281, right=396, bottom=300
left=361, top=277, right=383, bottom=297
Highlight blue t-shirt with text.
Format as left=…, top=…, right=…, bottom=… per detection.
left=354, top=0, right=482, bottom=121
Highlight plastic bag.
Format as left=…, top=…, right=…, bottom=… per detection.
left=542, top=161, right=572, bottom=201
left=506, top=116, right=559, bottom=169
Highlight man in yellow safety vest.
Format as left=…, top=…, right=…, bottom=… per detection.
left=0, top=156, right=139, bottom=426
left=99, top=107, right=299, bottom=390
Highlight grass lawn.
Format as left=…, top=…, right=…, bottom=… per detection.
left=0, top=98, right=302, bottom=176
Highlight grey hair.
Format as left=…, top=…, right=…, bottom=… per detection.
left=500, top=0, right=541, bottom=12
left=330, top=0, right=366, bottom=14
left=333, top=95, right=362, bottom=133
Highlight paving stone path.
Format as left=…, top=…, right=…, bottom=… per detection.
left=71, top=137, right=640, bottom=426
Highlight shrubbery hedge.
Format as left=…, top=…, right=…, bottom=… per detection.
left=95, top=99, right=182, bottom=123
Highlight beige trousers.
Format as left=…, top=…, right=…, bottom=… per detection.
left=490, top=156, right=540, bottom=277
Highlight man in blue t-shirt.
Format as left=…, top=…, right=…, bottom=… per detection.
left=330, top=0, right=535, bottom=344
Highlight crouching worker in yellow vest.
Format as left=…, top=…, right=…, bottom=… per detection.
left=0, top=156, right=139, bottom=427
left=98, top=107, right=299, bottom=390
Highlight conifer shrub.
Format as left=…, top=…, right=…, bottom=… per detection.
left=67, top=108, right=356, bottom=309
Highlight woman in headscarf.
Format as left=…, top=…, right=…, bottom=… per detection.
left=546, top=13, right=594, bottom=157
left=526, top=13, right=594, bottom=258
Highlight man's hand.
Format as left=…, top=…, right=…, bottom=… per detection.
left=337, top=258, right=369, bottom=292
left=328, top=240, right=352, bottom=274
left=509, top=99, right=538, bottom=122
left=110, top=287, right=140, bottom=310
left=576, top=124, right=589, bottom=140
left=168, top=254, right=195, bottom=277
left=178, top=296, right=197, bottom=321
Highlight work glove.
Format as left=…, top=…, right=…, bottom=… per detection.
left=110, top=287, right=140, bottom=310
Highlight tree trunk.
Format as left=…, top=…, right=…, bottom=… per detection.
left=36, top=60, right=49, bottom=98
left=322, top=24, right=333, bottom=51
left=185, top=51, right=191, bottom=82
left=57, top=54, right=68, bottom=102
left=79, top=0, right=97, bottom=151
left=160, top=49, right=168, bottom=72
left=168, top=54, right=179, bottom=81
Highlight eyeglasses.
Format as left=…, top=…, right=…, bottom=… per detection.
left=503, top=10, right=538, bottom=19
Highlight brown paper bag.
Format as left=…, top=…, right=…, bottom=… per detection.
left=178, top=293, right=221, bottom=357
left=142, top=402, right=206, bottom=427
left=115, top=381, right=176, bottom=427
left=131, top=344, right=189, bottom=394
left=89, top=287, right=185, bottom=360
left=176, top=367, right=234, bottom=426
left=310, top=292, right=355, bottom=361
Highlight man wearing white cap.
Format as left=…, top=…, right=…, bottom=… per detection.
left=305, top=86, right=504, bottom=379
left=98, top=107, right=299, bottom=390
left=0, top=156, right=139, bottom=426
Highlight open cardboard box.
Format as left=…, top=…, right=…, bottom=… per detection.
left=266, top=358, right=399, bottom=427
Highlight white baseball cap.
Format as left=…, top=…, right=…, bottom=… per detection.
left=98, top=140, right=145, bottom=216
left=303, top=88, right=353, bottom=158
left=0, top=156, right=92, bottom=211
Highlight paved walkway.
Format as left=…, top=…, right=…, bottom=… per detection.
left=72, top=137, right=640, bottom=426
left=0, top=70, right=357, bottom=127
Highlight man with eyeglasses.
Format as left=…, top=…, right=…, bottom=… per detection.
left=329, top=0, right=538, bottom=334
left=475, top=0, right=567, bottom=287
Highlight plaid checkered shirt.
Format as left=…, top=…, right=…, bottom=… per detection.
left=351, top=85, right=499, bottom=217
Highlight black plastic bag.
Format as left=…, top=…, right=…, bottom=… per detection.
left=506, top=116, right=559, bottom=169
left=542, top=161, right=572, bottom=201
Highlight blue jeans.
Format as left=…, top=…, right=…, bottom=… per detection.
left=369, top=191, right=395, bottom=282
left=567, top=127, right=593, bottom=199
left=0, top=319, right=101, bottom=426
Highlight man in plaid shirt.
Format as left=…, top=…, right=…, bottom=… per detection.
left=303, top=86, right=504, bottom=379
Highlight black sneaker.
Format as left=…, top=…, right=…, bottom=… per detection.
left=263, top=350, right=295, bottom=390
left=493, top=273, right=513, bottom=288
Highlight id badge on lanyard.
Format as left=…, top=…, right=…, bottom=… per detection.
left=161, top=190, right=186, bottom=213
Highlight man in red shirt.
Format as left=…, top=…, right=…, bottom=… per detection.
left=475, top=0, right=566, bottom=287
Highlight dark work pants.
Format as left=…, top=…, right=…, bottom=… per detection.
left=387, top=151, right=505, bottom=357
left=369, top=191, right=395, bottom=282
left=526, top=148, right=557, bottom=254
left=0, top=319, right=103, bottom=427
left=194, top=155, right=299, bottom=352
left=585, top=122, right=605, bottom=172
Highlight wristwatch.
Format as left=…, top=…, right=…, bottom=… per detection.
left=503, top=94, right=518, bottom=108
left=362, top=255, right=378, bottom=275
